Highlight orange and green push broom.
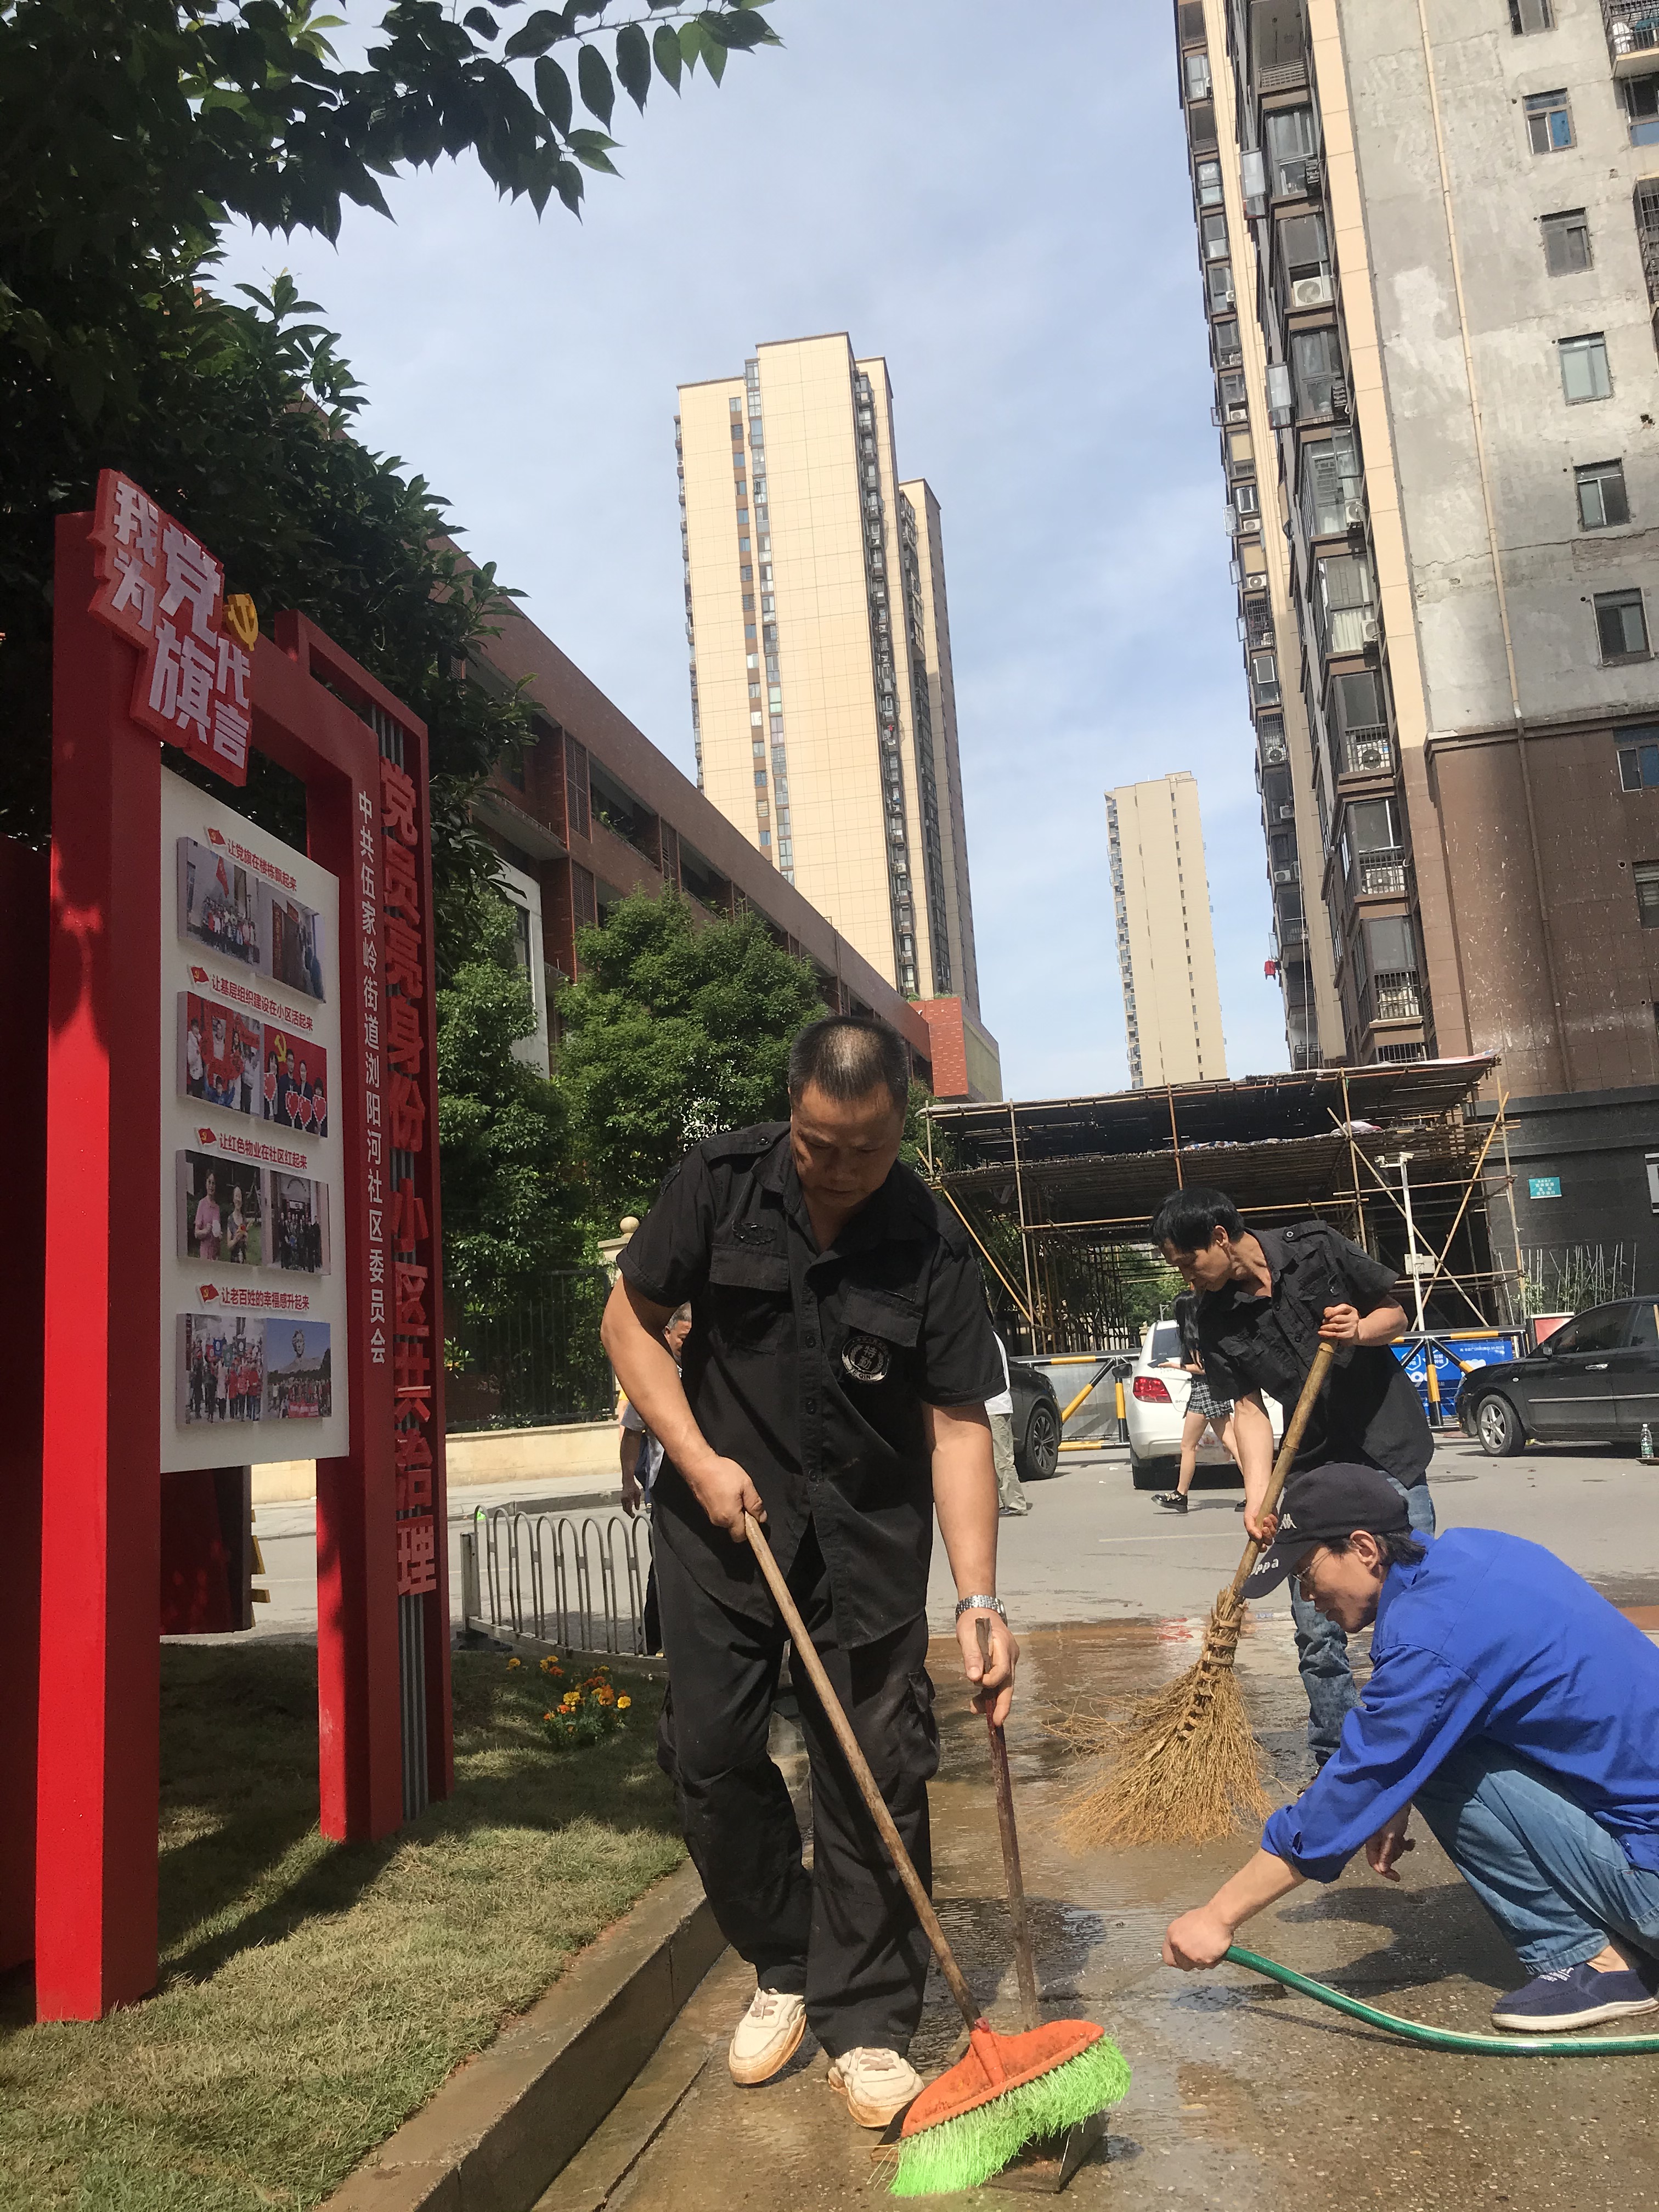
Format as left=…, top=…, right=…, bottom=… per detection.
left=745, top=1513, right=1130, bottom=2196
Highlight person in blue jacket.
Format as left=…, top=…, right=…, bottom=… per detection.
left=1161, top=1462, right=1659, bottom=2032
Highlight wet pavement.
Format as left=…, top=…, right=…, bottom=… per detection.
left=554, top=1615, right=1659, bottom=2212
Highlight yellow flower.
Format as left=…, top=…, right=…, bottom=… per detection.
left=617, top=1695, right=633, bottom=1711
left=506, top=1658, right=522, bottom=1671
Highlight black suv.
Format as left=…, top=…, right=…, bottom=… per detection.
left=1458, top=1297, right=1659, bottom=1455
left=1008, top=1357, right=1062, bottom=1480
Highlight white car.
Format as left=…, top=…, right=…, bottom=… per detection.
left=1125, top=1319, right=1284, bottom=1491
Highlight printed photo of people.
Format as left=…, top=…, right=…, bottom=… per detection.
left=177, top=1151, right=265, bottom=1266
left=180, top=993, right=264, bottom=1115
left=179, top=1313, right=266, bottom=1426
left=264, top=1321, right=331, bottom=1421
left=270, top=1171, right=329, bottom=1274
left=178, top=836, right=261, bottom=968
left=262, top=884, right=327, bottom=1003
left=262, top=1030, right=329, bottom=1138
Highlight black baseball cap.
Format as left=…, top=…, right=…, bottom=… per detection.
left=1239, top=1463, right=1412, bottom=1600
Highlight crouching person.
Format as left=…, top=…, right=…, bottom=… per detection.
left=601, top=1015, right=1017, bottom=2126
left=1163, top=1463, right=1659, bottom=2032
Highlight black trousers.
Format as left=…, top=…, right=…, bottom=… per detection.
left=653, top=1521, right=939, bottom=2057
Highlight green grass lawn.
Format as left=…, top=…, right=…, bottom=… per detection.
left=0, top=1643, right=685, bottom=2212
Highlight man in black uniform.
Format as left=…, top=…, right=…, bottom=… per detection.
left=601, top=1016, right=1015, bottom=2131
left=1152, top=1183, right=1434, bottom=1766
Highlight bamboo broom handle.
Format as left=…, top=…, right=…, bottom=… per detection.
left=743, top=1512, right=982, bottom=2033
left=978, top=1616, right=1040, bottom=2030
left=1226, top=1339, right=1337, bottom=1603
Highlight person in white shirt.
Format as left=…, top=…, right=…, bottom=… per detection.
left=986, top=1333, right=1031, bottom=1517
left=620, top=1303, right=693, bottom=1514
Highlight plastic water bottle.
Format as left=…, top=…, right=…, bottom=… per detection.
left=1643, top=1423, right=1655, bottom=1465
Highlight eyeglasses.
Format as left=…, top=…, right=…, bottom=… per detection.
left=1293, top=1549, right=1328, bottom=1601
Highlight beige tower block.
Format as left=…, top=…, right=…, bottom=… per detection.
left=1106, top=771, right=1228, bottom=1089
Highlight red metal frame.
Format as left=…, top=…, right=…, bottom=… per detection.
left=32, top=513, right=449, bottom=2021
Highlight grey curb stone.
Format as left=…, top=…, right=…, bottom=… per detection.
left=321, top=1860, right=723, bottom=2212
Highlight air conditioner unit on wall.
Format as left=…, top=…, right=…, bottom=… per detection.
left=1291, top=273, right=1335, bottom=309
left=1272, top=864, right=1299, bottom=884
left=1361, top=617, right=1380, bottom=643
left=1262, top=741, right=1288, bottom=765
left=1278, top=803, right=1295, bottom=820
left=1343, top=497, right=1365, bottom=525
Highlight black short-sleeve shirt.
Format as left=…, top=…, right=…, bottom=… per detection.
left=618, top=1121, right=1003, bottom=1645
left=1194, top=1221, right=1432, bottom=1486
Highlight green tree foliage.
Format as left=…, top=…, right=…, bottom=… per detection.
left=0, top=0, right=783, bottom=864
left=556, top=888, right=825, bottom=1222
left=436, top=882, right=586, bottom=1306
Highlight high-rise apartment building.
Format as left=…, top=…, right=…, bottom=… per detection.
left=1173, top=0, right=1659, bottom=1273
left=675, top=335, right=985, bottom=1030
left=1107, top=772, right=1229, bottom=1087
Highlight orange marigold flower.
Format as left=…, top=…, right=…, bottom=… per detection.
left=506, top=1657, right=522, bottom=1671
left=617, top=1696, right=633, bottom=1711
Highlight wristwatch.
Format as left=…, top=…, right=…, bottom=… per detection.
left=955, top=1594, right=1006, bottom=1621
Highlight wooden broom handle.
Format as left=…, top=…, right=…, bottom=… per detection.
left=1226, top=1339, right=1336, bottom=1602
left=743, top=1513, right=983, bottom=2032
left=978, top=1617, right=1039, bottom=2030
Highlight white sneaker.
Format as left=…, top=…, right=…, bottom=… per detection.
left=826, top=2046, right=923, bottom=2128
left=727, top=1988, right=807, bottom=2085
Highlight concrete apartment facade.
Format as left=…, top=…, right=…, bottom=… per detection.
left=1175, top=0, right=1659, bottom=1279
left=675, top=336, right=989, bottom=1065
left=466, top=599, right=999, bottom=1101
left=1107, top=772, right=1230, bottom=1087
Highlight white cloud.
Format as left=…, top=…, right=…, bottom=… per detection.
left=213, top=0, right=1290, bottom=1095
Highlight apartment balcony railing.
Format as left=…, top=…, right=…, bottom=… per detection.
left=1368, top=969, right=1423, bottom=1024
left=1604, top=0, right=1659, bottom=74
left=1350, top=844, right=1409, bottom=897
left=1337, top=725, right=1393, bottom=777
left=1256, top=58, right=1308, bottom=93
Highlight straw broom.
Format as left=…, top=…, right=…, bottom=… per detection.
left=743, top=1514, right=1130, bottom=2196
left=1061, top=1341, right=1336, bottom=1850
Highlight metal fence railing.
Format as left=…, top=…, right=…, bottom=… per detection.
left=461, top=1505, right=653, bottom=1656
left=445, top=1269, right=613, bottom=1431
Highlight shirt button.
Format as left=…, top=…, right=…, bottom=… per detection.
left=805, top=1398, right=817, bottom=1413
left=803, top=1333, right=817, bottom=1347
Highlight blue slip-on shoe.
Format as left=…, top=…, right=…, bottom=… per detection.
left=1491, top=1960, right=1659, bottom=2033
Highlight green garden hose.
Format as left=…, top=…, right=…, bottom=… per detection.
left=1224, top=1945, right=1659, bottom=2055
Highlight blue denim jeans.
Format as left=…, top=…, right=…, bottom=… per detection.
left=1414, top=1738, right=1659, bottom=1972
left=1290, top=1475, right=1436, bottom=1765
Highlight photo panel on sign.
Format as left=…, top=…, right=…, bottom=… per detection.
left=262, top=1025, right=328, bottom=1138
left=179, top=990, right=262, bottom=1115
left=265, top=1319, right=331, bottom=1421
left=177, top=835, right=262, bottom=969
left=269, top=1170, right=329, bottom=1276
left=261, top=882, right=327, bottom=1004
left=177, top=1311, right=267, bottom=1428
left=177, top=1149, right=265, bottom=1266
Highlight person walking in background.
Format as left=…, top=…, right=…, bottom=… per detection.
left=620, top=1302, right=693, bottom=1516
left=1153, top=1184, right=1434, bottom=1769
left=986, top=1333, right=1031, bottom=1517
left=1153, top=1288, right=1241, bottom=1515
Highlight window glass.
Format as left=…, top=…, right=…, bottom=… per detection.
left=1577, top=460, right=1629, bottom=529
left=1550, top=1305, right=1634, bottom=1356
left=1596, top=590, right=1650, bottom=661
left=1202, top=210, right=1230, bottom=259
left=1264, top=105, right=1316, bottom=194
left=1541, top=208, right=1592, bottom=275
left=1510, top=0, right=1553, bottom=27
left=1332, top=669, right=1385, bottom=734
left=1617, top=727, right=1659, bottom=792
left=1632, top=1302, right=1659, bottom=1348
left=1367, top=915, right=1416, bottom=974
left=1559, top=334, right=1611, bottom=403
left=1196, top=157, right=1224, bottom=205
left=1279, top=211, right=1329, bottom=275
left=1637, top=860, right=1659, bottom=928
left=1525, top=88, right=1573, bottom=152
left=1347, top=798, right=1398, bottom=851
left=1291, top=326, right=1342, bottom=417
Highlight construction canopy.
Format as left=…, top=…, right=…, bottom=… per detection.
left=922, top=1059, right=1507, bottom=1350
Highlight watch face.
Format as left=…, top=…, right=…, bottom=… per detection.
left=841, top=1333, right=891, bottom=1384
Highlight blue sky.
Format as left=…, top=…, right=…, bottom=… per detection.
left=215, top=0, right=1287, bottom=1098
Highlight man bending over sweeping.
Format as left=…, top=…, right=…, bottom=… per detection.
left=1163, top=1462, right=1659, bottom=2032
left=1153, top=1184, right=1435, bottom=1767
left=601, top=1015, right=1017, bottom=2130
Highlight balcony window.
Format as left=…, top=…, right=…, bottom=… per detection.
left=1637, top=861, right=1659, bottom=928
left=1577, top=458, right=1630, bottom=528
left=1251, top=0, right=1307, bottom=91
left=1201, top=211, right=1230, bottom=263
left=1525, top=88, right=1574, bottom=152
left=1291, top=325, right=1343, bottom=420
left=1607, top=0, right=1659, bottom=70
left=1188, top=98, right=1218, bottom=151
left=1196, top=156, right=1224, bottom=206
left=1278, top=209, right=1331, bottom=306
left=1639, top=179, right=1659, bottom=303
left=1300, top=427, right=1362, bottom=538
left=1207, top=259, right=1237, bottom=310
left=1250, top=650, right=1282, bottom=705
left=1559, top=332, right=1612, bottom=403
left=1185, top=50, right=1213, bottom=100
left=1264, top=104, right=1316, bottom=195
left=1213, top=315, right=1243, bottom=367
left=1316, top=550, right=1375, bottom=655
left=1623, top=72, right=1659, bottom=146
left=1344, top=798, right=1407, bottom=895
left=1509, top=0, right=1552, bottom=27
left=1617, top=725, right=1659, bottom=788
left=1541, top=208, right=1592, bottom=275
left=1330, top=668, right=1391, bottom=775
left=1596, top=588, right=1651, bottom=661
left=1366, top=917, right=1420, bottom=1022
